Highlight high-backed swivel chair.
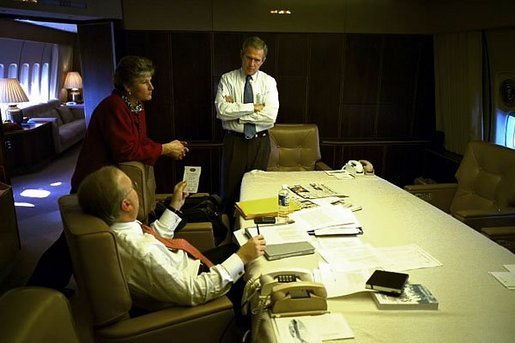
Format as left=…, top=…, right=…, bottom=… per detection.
left=267, top=124, right=331, bottom=171
left=59, top=194, right=235, bottom=343
left=404, top=141, right=515, bottom=236
left=118, top=161, right=226, bottom=251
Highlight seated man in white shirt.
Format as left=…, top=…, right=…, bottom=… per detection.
left=76, top=166, right=266, bottom=320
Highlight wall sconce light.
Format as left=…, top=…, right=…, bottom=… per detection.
left=63, top=71, right=83, bottom=104
left=0, top=78, right=30, bottom=124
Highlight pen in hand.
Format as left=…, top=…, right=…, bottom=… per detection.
left=256, top=222, right=260, bottom=235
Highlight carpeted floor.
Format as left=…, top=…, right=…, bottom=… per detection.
left=4, top=144, right=79, bottom=291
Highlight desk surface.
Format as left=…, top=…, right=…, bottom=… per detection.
left=238, top=171, right=515, bottom=343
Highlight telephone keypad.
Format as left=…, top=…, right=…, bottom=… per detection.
left=276, top=274, right=297, bottom=283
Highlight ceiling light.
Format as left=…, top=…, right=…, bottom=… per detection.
left=270, top=9, right=291, bottom=15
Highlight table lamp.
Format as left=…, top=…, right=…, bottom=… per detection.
left=63, top=71, right=83, bottom=103
left=0, top=78, right=30, bottom=124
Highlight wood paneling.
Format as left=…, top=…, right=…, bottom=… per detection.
left=77, top=22, right=117, bottom=122
left=119, top=31, right=435, bottom=191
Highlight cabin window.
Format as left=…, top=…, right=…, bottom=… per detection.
left=8, top=63, right=17, bottom=78
left=20, top=63, right=30, bottom=94
left=506, top=113, right=515, bottom=149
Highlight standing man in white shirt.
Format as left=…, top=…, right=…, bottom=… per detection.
left=215, top=36, right=280, bottom=228
left=77, top=166, right=266, bottom=315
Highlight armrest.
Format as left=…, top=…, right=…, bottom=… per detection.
left=155, top=193, right=221, bottom=250
left=404, top=183, right=458, bottom=213
left=68, top=107, right=85, bottom=120
left=96, top=296, right=233, bottom=341
left=27, top=117, right=59, bottom=153
left=28, top=117, right=57, bottom=124
left=315, top=160, right=332, bottom=171
left=453, top=208, right=515, bottom=230
left=175, top=222, right=216, bottom=252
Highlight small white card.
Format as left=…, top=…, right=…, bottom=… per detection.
left=489, top=271, right=515, bottom=289
left=183, top=166, right=201, bottom=193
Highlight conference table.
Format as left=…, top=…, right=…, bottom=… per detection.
left=235, top=170, right=515, bottom=343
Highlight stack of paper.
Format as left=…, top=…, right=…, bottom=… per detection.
left=289, top=204, right=362, bottom=236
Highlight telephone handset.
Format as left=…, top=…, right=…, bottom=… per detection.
left=359, top=159, right=375, bottom=175
left=343, top=159, right=375, bottom=175
left=260, top=268, right=314, bottom=296
left=270, top=281, right=328, bottom=317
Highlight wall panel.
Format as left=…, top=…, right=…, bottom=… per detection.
left=119, top=31, right=435, bottom=191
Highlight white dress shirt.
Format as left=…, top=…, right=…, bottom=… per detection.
left=215, top=68, right=279, bottom=133
left=110, top=209, right=244, bottom=307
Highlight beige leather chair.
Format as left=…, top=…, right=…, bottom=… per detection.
left=118, top=161, right=223, bottom=251
left=404, top=141, right=515, bottom=233
left=267, top=124, right=331, bottom=171
left=0, top=287, right=80, bottom=343
left=59, top=194, right=235, bottom=343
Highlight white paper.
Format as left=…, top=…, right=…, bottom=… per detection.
left=317, top=243, right=385, bottom=272
left=289, top=183, right=346, bottom=199
left=489, top=271, right=515, bottom=289
left=244, top=222, right=311, bottom=244
left=183, top=166, right=201, bottom=193
left=315, top=262, right=374, bottom=297
left=290, top=204, right=361, bottom=232
left=376, top=244, right=443, bottom=271
left=324, top=169, right=354, bottom=180
left=504, top=264, right=515, bottom=273
left=273, top=313, right=354, bottom=342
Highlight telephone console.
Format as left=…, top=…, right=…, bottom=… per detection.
left=343, top=159, right=375, bottom=175
left=259, top=268, right=328, bottom=316
left=260, top=268, right=314, bottom=296
left=269, top=281, right=328, bottom=316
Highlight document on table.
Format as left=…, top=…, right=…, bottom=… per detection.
left=272, top=312, right=354, bottom=343
left=317, top=242, right=441, bottom=273
left=289, top=183, right=347, bottom=199
left=318, top=243, right=386, bottom=272
left=244, top=222, right=311, bottom=244
left=324, top=169, right=354, bottom=180
left=376, top=244, right=442, bottom=271
left=315, top=261, right=374, bottom=297
left=290, top=204, right=362, bottom=234
left=301, top=195, right=363, bottom=212
left=183, top=166, right=201, bottom=193
left=489, top=264, right=515, bottom=289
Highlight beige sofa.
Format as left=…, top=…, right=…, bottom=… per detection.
left=22, top=100, right=86, bottom=154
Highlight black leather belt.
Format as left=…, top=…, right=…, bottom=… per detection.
left=226, top=130, right=268, bottom=139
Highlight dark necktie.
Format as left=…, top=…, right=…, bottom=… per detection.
left=243, top=75, right=256, bottom=139
left=141, top=223, right=214, bottom=268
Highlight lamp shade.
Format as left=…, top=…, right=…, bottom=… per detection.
left=0, top=78, right=30, bottom=103
left=64, top=72, right=83, bottom=89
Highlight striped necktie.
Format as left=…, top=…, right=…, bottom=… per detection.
left=140, top=223, right=214, bottom=268
left=243, top=75, right=256, bottom=139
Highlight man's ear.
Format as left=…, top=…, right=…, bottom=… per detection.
left=120, top=198, right=131, bottom=212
